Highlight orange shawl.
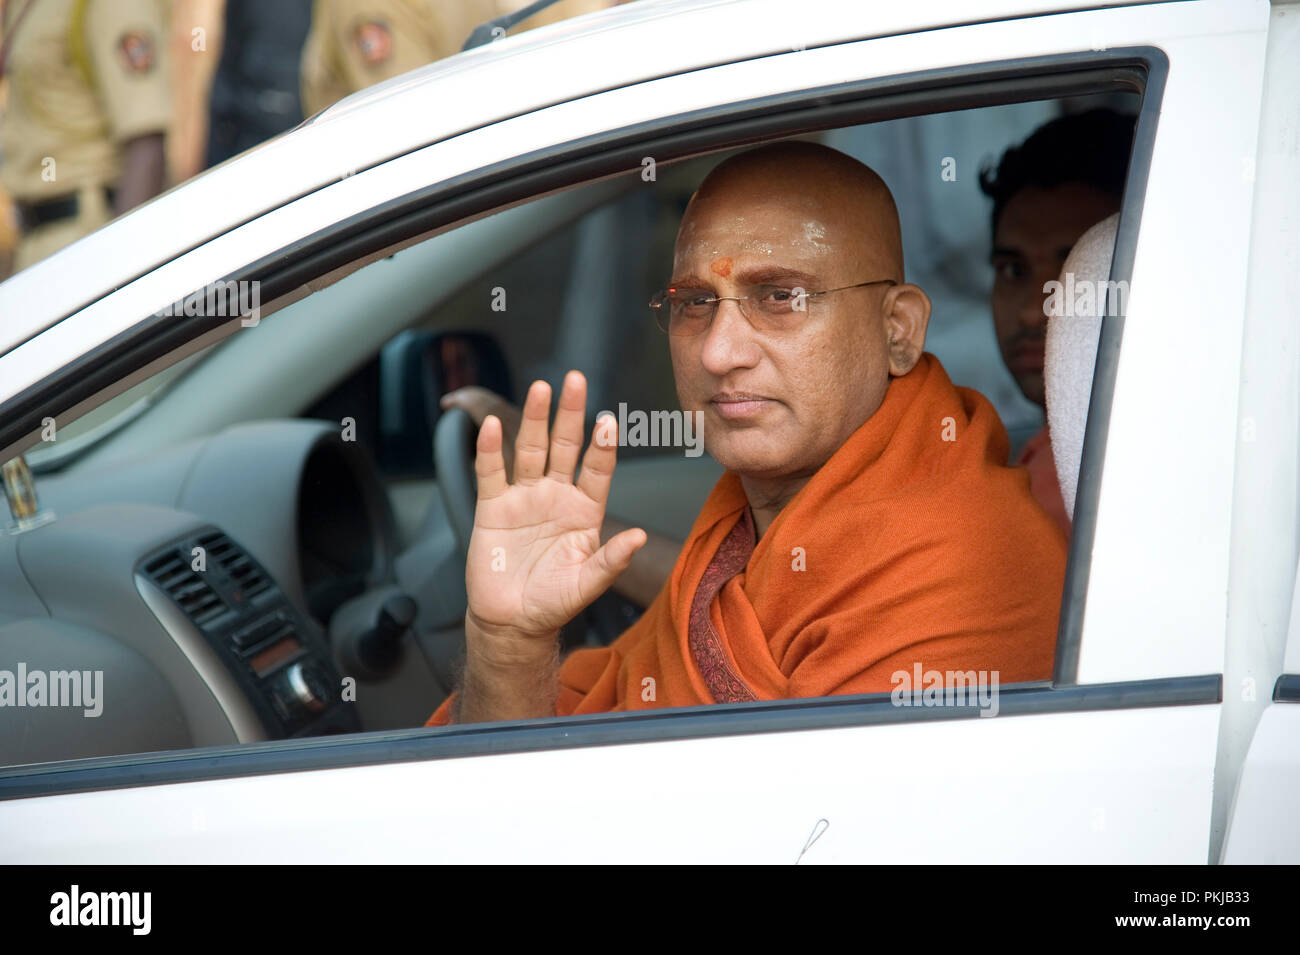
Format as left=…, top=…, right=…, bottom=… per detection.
left=427, top=353, right=1065, bottom=724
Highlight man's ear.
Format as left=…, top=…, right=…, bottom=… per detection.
left=882, top=283, right=931, bottom=376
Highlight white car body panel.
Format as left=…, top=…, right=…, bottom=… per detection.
left=1222, top=706, right=1300, bottom=863
left=1078, top=21, right=1267, bottom=685
left=0, top=0, right=1293, bottom=864
left=1215, top=0, right=1300, bottom=861
left=3, top=705, right=1218, bottom=863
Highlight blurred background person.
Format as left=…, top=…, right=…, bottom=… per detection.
left=0, top=0, right=620, bottom=279
left=0, top=167, right=15, bottom=279
left=205, top=0, right=312, bottom=167
left=300, top=0, right=616, bottom=116
left=0, top=0, right=172, bottom=272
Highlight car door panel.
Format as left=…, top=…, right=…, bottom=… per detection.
left=0, top=0, right=1274, bottom=862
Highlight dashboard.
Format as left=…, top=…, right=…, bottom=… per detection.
left=0, top=420, right=447, bottom=768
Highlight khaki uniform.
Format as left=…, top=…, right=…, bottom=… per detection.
left=2, top=0, right=171, bottom=270
left=300, top=0, right=614, bottom=117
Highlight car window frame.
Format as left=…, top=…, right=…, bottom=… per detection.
left=0, top=46, right=1223, bottom=803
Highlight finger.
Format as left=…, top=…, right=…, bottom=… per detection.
left=475, top=415, right=509, bottom=500
left=546, top=370, right=587, bottom=483
left=514, top=380, right=552, bottom=485
left=576, top=412, right=620, bottom=505
left=578, top=527, right=647, bottom=602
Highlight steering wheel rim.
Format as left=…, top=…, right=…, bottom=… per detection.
left=434, top=407, right=477, bottom=557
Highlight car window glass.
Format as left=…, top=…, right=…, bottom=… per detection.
left=0, top=88, right=1142, bottom=773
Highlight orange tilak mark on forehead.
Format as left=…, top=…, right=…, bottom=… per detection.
left=709, top=257, right=733, bottom=278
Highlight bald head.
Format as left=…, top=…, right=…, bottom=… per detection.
left=677, top=141, right=905, bottom=284
left=664, top=141, right=931, bottom=529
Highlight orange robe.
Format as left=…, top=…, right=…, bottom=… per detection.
left=426, top=353, right=1065, bottom=725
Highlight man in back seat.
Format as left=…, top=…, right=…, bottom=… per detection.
left=979, top=108, right=1136, bottom=535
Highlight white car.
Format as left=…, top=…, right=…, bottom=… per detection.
left=0, top=0, right=1295, bottom=864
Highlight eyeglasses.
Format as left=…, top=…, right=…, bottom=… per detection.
left=649, top=279, right=897, bottom=335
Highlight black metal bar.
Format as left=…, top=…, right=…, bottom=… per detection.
left=462, top=0, right=566, bottom=51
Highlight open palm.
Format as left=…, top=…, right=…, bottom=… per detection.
left=465, top=371, right=646, bottom=640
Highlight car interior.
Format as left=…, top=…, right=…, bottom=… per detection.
left=0, top=87, right=1141, bottom=770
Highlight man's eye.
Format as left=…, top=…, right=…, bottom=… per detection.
left=994, top=261, right=1027, bottom=282
left=674, top=291, right=715, bottom=312
left=756, top=286, right=798, bottom=309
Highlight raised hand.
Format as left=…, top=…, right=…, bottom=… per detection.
left=465, top=371, right=647, bottom=651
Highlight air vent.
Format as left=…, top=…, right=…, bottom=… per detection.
left=144, top=551, right=226, bottom=625
left=200, top=532, right=271, bottom=600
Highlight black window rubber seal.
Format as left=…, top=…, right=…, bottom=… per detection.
left=1273, top=675, right=1300, bottom=703
left=0, top=673, right=1219, bottom=801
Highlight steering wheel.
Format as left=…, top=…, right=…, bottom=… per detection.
left=434, top=406, right=477, bottom=560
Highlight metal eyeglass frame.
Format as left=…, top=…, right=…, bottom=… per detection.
left=649, top=279, right=897, bottom=333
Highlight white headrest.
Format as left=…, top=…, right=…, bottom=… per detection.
left=1045, top=213, right=1120, bottom=519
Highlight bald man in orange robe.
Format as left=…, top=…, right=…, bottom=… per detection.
left=427, top=142, right=1065, bottom=725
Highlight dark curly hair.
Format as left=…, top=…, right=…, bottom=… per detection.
left=979, top=108, right=1137, bottom=235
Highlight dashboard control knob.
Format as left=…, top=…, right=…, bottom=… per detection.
left=284, top=661, right=328, bottom=713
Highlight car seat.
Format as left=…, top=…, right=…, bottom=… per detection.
left=1045, top=212, right=1120, bottom=519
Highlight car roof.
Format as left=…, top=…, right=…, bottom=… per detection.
left=0, top=0, right=1161, bottom=353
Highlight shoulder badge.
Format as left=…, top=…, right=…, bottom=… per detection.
left=117, top=30, right=157, bottom=73
left=352, top=20, right=393, bottom=67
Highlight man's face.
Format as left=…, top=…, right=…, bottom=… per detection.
left=438, top=335, right=479, bottom=394
left=990, top=183, right=1119, bottom=406
left=667, top=193, right=896, bottom=481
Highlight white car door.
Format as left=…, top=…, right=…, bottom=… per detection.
left=0, top=0, right=1271, bottom=862
left=1214, top=0, right=1300, bottom=866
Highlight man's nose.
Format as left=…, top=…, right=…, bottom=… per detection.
left=699, top=298, right=761, bottom=375
left=1020, top=268, right=1057, bottom=332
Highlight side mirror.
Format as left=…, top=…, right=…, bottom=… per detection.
left=375, top=330, right=514, bottom=476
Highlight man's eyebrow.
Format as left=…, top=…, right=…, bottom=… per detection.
left=732, top=265, right=822, bottom=286
left=990, top=246, right=1025, bottom=260
left=666, top=266, right=823, bottom=288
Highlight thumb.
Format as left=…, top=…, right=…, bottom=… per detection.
left=578, top=527, right=647, bottom=600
